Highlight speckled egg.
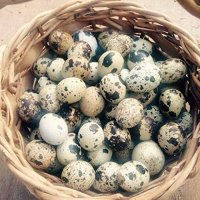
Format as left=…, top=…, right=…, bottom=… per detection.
left=39, top=113, right=68, bottom=145
left=32, top=57, right=51, bottom=77
left=93, top=162, right=120, bottom=192
left=61, top=160, right=95, bottom=191
left=25, top=140, right=56, bottom=170
left=58, top=105, right=81, bottom=132
left=117, top=161, right=150, bottom=192
left=97, top=50, right=124, bottom=77
left=81, top=117, right=102, bottom=127
left=158, top=122, right=186, bottom=155
left=119, top=68, right=130, bottom=83
left=105, top=104, right=117, bottom=120
left=57, top=133, right=82, bottom=165
left=127, top=50, right=154, bottom=70
left=47, top=58, right=65, bottom=82
left=68, top=41, right=92, bottom=60
left=85, top=62, right=100, bottom=85
left=48, top=29, right=73, bottom=56
left=73, top=30, right=98, bottom=56
left=100, top=73, right=126, bottom=104
left=104, top=120, right=131, bottom=151
left=126, top=64, right=161, bottom=92
left=87, top=144, right=113, bottom=167
left=30, top=128, right=42, bottom=140
left=131, top=36, right=153, bottom=54
left=132, top=140, right=165, bottom=176
left=115, top=98, right=143, bottom=128
left=80, top=87, right=105, bottom=117
left=159, top=89, right=185, bottom=118
left=62, top=56, right=89, bottom=79
left=45, top=157, right=64, bottom=174
left=155, top=58, right=187, bottom=84
left=78, top=122, right=104, bottom=151
left=39, top=84, right=61, bottom=113
left=56, top=77, right=86, bottom=104
left=105, top=34, right=132, bottom=57
left=35, top=76, right=56, bottom=93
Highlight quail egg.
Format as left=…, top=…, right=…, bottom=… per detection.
left=87, top=143, right=113, bottom=167
left=85, top=62, right=100, bottom=85
left=100, top=73, right=126, bottom=104
left=105, top=104, right=117, bottom=120
left=39, top=113, right=68, bottom=145
left=126, top=64, right=161, bottom=92
left=32, top=57, right=51, bottom=77
left=159, top=89, right=185, bottom=118
left=61, top=160, right=95, bottom=191
left=93, top=162, right=120, bottom=192
left=97, top=50, right=124, bottom=77
left=132, top=140, right=165, bottom=176
left=80, top=87, right=105, bottom=117
left=81, top=117, right=102, bottom=127
left=30, top=128, right=42, bottom=140
left=78, top=122, right=104, bottom=151
left=119, top=68, right=130, bottom=83
left=117, top=161, right=150, bottom=192
left=115, top=98, right=143, bottom=128
left=104, top=120, right=131, bottom=151
left=25, top=140, right=56, bottom=170
left=68, top=41, right=92, bottom=60
left=47, top=58, right=65, bottom=82
left=158, top=122, right=186, bottom=155
left=35, top=76, right=56, bottom=93
left=56, top=77, right=86, bottom=104
left=48, top=29, right=73, bottom=56
left=127, top=50, right=154, bottom=70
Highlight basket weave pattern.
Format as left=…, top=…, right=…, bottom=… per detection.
left=0, top=0, right=200, bottom=199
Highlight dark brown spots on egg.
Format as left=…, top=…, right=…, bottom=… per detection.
left=95, top=171, right=103, bottom=181
left=62, top=177, right=69, bottom=183
left=89, top=123, right=99, bottom=134
left=136, top=164, right=147, bottom=174
left=150, top=76, right=155, bottom=82
left=102, top=52, right=115, bottom=67
left=103, top=149, right=109, bottom=153
left=167, top=137, right=179, bottom=146
left=128, top=172, right=136, bottom=180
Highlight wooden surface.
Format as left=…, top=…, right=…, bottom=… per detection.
left=0, top=0, right=200, bottom=199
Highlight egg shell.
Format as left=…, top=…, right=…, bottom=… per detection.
left=30, top=128, right=42, bottom=141
left=126, top=64, right=161, bottom=92
left=39, top=113, right=68, bottom=145
left=68, top=41, right=92, bottom=60
left=80, top=87, right=105, bottom=117
left=35, top=76, right=56, bottom=93
left=61, top=160, right=95, bottom=191
left=105, top=104, right=117, bottom=120
left=105, top=34, right=132, bottom=57
left=45, top=157, right=64, bottom=174
left=93, top=162, right=120, bottom=192
left=117, top=161, right=150, bottom=192
left=39, top=84, right=61, bottom=113
left=158, top=122, right=186, bottom=155
left=104, top=120, right=131, bottom=151
left=56, top=77, right=86, bottom=104
left=48, top=29, right=73, bottom=56
left=115, top=98, right=144, bottom=128
left=100, top=73, right=126, bottom=104
left=32, top=57, right=51, bottom=77
left=119, top=68, right=130, bottom=83
left=155, top=58, right=187, bottom=84
left=25, top=140, right=56, bottom=170
left=62, top=56, right=89, bottom=79
left=57, top=134, right=82, bottom=165
left=159, top=89, right=185, bottom=118
left=87, top=143, right=113, bottom=167
left=81, top=117, right=102, bottom=127
left=98, top=50, right=124, bottom=77
left=78, top=122, right=104, bottom=151
left=85, top=62, right=100, bottom=85
left=127, top=50, right=154, bottom=70
left=47, top=58, right=65, bottom=82
left=132, top=140, right=165, bottom=176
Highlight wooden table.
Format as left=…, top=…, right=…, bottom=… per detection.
left=0, top=0, right=200, bottom=199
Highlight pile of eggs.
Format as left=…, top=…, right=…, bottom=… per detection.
left=18, top=28, right=193, bottom=193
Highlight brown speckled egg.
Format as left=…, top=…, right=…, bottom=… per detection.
left=159, top=89, right=185, bottom=118
left=61, top=160, right=95, bottom=191
left=80, top=87, right=105, bottom=117
left=25, top=140, right=56, bottom=170
left=105, top=104, right=117, bottom=120
left=62, top=56, right=89, bottom=80
left=117, top=161, right=150, bottom=192
left=100, top=73, right=126, bottom=104
left=104, top=120, right=131, bottom=151
left=68, top=41, right=92, bottom=60
left=85, top=62, right=100, bottom=85
left=35, top=76, right=56, bottom=93
left=48, top=29, right=73, bottom=56
left=115, top=98, right=143, bottom=129
left=56, top=77, right=86, bottom=104
left=158, top=122, right=186, bottom=155
left=93, top=162, right=120, bottom=192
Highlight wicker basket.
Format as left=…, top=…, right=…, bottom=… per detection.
left=0, top=0, right=200, bottom=199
